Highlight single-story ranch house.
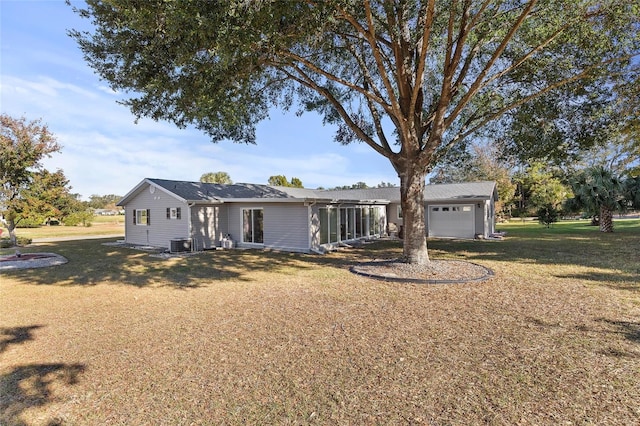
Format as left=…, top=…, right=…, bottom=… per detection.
left=117, top=178, right=497, bottom=253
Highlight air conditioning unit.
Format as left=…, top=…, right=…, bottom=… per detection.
left=170, top=238, right=192, bottom=253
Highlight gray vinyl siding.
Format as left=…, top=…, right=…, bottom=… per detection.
left=124, top=185, right=189, bottom=248
left=191, top=205, right=228, bottom=250
left=476, top=200, right=494, bottom=237
left=227, top=203, right=311, bottom=252
left=264, top=204, right=310, bottom=252
left=387, top=202, right=403, bottom=236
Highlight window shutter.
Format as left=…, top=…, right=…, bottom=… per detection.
left=166, top=208, right=170, bottom=219
left=146, top=209, right=150, bottom=225
left=133, top=209, right=136, bottom=224
left=177, top=207, right=181, bottom=219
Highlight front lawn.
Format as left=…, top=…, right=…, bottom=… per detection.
left=1, top=220, right=638, bottom=425
left=1, top=215, right=124, bottom=242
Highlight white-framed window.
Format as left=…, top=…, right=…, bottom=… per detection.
left=340, top=208, right=356, bottom=240
left=134, top=209, right=150, bottom=226
left=320, top=205, right=383, bottom=244
left=166, top=207, right=182, bottom=219
left=242, top=208, right=263, bottom=244
left=319, top=207, right=339, bottom=244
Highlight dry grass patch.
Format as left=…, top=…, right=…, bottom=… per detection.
left=1, top=220, right=639, bottom=425
left=1, top=215, right=124, bottom=242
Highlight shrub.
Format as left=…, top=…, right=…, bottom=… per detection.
left=537, top=204, right=560, bottom=228
left=63, top=211, right=94, bottom=227
left=0, top=236, right=32, bottom=248
left=16, top=220, right=42, bottom=228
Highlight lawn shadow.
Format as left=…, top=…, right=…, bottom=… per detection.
left=554, top=271, right=640, bottom=292
left=2, top=239, right=347, bottom=288
left=3, top=228, right=638, bottom=289
left=0, top=325, right=44, bottom=354
left=426, top=231, right=639, bottom=280
left=0, top=363, right=85, bottom=426
left=597, top=318, right=640, bottom=345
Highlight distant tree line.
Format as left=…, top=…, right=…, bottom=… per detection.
left=87, top=194, right=122, bottom=210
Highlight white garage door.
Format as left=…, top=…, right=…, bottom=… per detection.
left=428, top=204, right=475, bottom=239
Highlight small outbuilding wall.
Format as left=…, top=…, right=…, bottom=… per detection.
left=123, top=184, right=189, bottom=248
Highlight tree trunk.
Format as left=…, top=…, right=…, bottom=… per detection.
left=599, top=205, right=614, bottom=233
left=399, top=165, right=429, bottom=264
left=5, top=217, right=18, bottom=246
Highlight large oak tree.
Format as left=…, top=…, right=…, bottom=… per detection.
left=71, top=0, right=639, bottom=264
left=1, top=115, right=61, bottom=244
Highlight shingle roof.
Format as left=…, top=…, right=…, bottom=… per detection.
left=320, top=181, right=497, bottom=202
left=147, top=179, right=323, bottom=202
left=424, top=181, right=497, bottom=201
left=118, top=178, right=496, bottom=206
left=319, top=187, right=399, bottom=201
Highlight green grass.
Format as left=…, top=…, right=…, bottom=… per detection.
left=1, top=215, right=124, bottom=241
left=498, top=217, right=639, bottom=236
left=1, top=219, right=639, bottom=425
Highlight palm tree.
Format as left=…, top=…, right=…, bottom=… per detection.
left=623, top=176, right=640, bottom=210
left=566, top=167, right=625, bottom=232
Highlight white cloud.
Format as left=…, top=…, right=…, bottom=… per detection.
left=96, top=85, right=119, bottom=95
left=2, top=1, right=400, bottom=201
left=4, top=72, right=398, bottom=197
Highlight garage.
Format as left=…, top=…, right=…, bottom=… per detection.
left=428, top=204, right=475, bottom=239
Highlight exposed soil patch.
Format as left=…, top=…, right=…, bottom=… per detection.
left=0, top=252, right=68, bottom=270
left=351, top=258, right=494, bottom=283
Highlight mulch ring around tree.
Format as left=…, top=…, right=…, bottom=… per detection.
left=0, top=252, right=68, bottom=270
left=350, top=259, right=494, bottom=284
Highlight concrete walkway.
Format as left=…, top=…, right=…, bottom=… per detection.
left=32, top=234, right=124, bottom=243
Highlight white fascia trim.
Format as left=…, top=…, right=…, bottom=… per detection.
left=218, top=197, right=331, bottom=204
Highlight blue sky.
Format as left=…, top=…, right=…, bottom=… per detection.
left=1, top=1, right=399, bottom=199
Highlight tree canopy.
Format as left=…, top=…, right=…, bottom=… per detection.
left=200, top=171, right=233, bottom=184
left=565, top=167, right=627, bottom=232
left=88, top=194, right=123, bottom=210
left=431, top=142, right=517, bottom=218
left=0, top=114, right=74, bottom=244
left=71, top=0, right=640, bottom=263
left=268, top=175, right=304, bottom=188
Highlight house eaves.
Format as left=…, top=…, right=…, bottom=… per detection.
left=117, top=178, right=189, bottom=206
left=216, top=197, right=331, bottom=204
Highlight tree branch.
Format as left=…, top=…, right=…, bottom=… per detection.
left=457, top=55, right=639, bottom=142
left=447, top=0, right=539, bottom=125
left=408, top=0, right=435, bottom=128
left=282, top=65, right=395, bottom=160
